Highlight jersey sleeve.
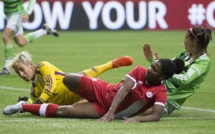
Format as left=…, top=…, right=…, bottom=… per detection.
left=154, top=87, right=167, bottom=107
left=37, top=62, right=57, bottom=102
left=127, top=66, right=145, bottom=80
left=25, top=0, right=36, bottom=15
left=169, top=59, right=210, bottom=86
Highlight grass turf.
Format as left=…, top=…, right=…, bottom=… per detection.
left=0, top=31, right=215, bottom=134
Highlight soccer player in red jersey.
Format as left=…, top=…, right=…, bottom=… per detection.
left=3, top=58, right=184, bottom=123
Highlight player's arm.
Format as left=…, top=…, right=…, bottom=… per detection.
left=34, top=62, right=57, bottom=104
left=22, top=0, right=36, bottom=22
left=169, top=61, right=209, bottom=85
left=25, top=0, right=36, bottom=15
left=122, top=104, right=164, bottom=123
left=143, top=43, right=158, bottom=64
left=98, top=76, right=134, bottom=122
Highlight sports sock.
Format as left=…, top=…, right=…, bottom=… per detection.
left=82, top=61, right=113, bottom=77
left=24, top=29, right=47, bottom=43
left=23, top=104, right=59, bottom=117
left=4, top=44, right=13, bottom=60
left=4, top=45, right=13, bottom=68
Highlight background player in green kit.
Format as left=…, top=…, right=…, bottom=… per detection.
left=1, top=0, right=58, bottom=74
left=143, top=26, right=212, bottom=114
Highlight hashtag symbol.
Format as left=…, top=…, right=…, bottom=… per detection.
left=188, top=4, right=206, bottom=25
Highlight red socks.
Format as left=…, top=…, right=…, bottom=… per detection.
left=22, top=103, right=59, bottom=117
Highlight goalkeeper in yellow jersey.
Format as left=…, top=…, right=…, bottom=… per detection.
left=10, top=51, right=133, bottom=105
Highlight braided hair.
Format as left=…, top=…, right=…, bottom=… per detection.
left=159, top=58, right=184, bottom=79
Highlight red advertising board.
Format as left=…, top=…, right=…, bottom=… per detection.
left=0, top=0, right=214, bottom=30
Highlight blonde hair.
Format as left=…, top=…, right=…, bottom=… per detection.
left=9, top=51, right=33, bottom=70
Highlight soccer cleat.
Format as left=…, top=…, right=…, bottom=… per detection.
left=112, top=56, right=133, bottom=68
left=42, top=23, right=59, bottom=37
left=3, top=101, right=26, bottom=115
left=0, top=67, right=10, bottom=75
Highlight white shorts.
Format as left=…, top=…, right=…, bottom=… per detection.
left=163, top=100, right=178, bottom=115
left=6, top=12, right=24, bottom=37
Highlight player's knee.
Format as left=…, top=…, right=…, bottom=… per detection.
left=63, top=74, right=74, bottom=89
left=2, top=34, right=10, bottom=43
left=63, top=73, right=80, bottom=93
left=16, top=40, right=27, bottom=47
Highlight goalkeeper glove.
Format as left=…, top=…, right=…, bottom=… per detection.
left=18, top=96, right=34, bottom=104
left=34, top=98, right=43, bottom=104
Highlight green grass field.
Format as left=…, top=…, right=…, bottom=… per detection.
left=0, top=31, right=215, bottom=134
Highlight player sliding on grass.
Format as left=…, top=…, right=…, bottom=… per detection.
left=3, top=57, right=184, bottom=123
left=1, top=0, right=59, bottom=75
left=6, top=51, right=133, bottom=105
left=143, top=26, right=212, bottom=114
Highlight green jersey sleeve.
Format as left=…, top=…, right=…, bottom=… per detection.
left=166, top=52, right=211, bottom=109
left=25, top=0, right=36, bottom=15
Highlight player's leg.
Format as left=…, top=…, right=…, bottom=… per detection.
left=3, top=101, right=59, bottom=116
left=81, top=56, right=133, bottom=77
left=57, top=102, right=100, bottom=118
left=63, top=73, right=82, bottom=94
left=3, top=101, right=100, bottom=118
left=0, top=14, right=17, bottom=74
left=14, top=23, right=59, bottom=45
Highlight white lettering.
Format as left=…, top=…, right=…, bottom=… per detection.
left=0, top=2, right=5, bottom=30
left=206, top=1, right=215, bottom=28
left=23, top=2, right=42, bottom=30
left=148, top=1, right=168, bottom=29
left=126, top=1, right=147, bottom=29
left=41, top=1, right=73, bottom=29
left=102, top=1, right=125, bottom=30
left=82, top=1, right=104, bottom=30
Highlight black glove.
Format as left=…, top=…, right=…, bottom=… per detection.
left=18, top=96, right=29, bottom=102
left=34, top=99, right=43, bottom=104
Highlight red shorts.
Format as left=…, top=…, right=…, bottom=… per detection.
left=79, top=76, right=120, bottom=116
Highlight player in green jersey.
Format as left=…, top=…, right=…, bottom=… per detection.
left=1, top=0, right=59, bottom=75
left=143, top=26, right=212, bottom=114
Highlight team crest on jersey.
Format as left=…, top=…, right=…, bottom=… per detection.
left=146, top=91, right=153, bottom=98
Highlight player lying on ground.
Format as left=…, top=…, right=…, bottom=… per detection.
left=8, top=51, right=133, bottom=105
left=3, top=57, right=184, bottom=123
left=143, top=25, right=212, bottom=114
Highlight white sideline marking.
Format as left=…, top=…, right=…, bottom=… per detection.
left=1, top=85, right=215, bottom=114
left=182, top=106, right=215, bottom=113
left=0, top=116, right=214, bottom=122
left=0, top=85, right=29, bottom=92
left=163, top=116, right=215, bottom=120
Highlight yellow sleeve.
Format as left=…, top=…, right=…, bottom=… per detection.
left=36, top=62, right=57, bottom=102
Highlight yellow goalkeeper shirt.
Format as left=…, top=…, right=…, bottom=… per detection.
left=30, top=61, right=81, bottom=105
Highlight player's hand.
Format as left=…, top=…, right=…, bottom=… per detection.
left=98, top=111, right=115, bottom=122
left=18, top=96, right=33, bottom=104
left=154, top=52, right=159, bottom=60
left=34, top=99, right=43, bottom=104
left=122, top=117, right=139, bottom=123
left=143, top=43, right=159, bottom=61
left=18, top=96, right=29, bottom=102
left=143, top=43, right=153, bottom=60
left=22, top=14, right=29, bottom=22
